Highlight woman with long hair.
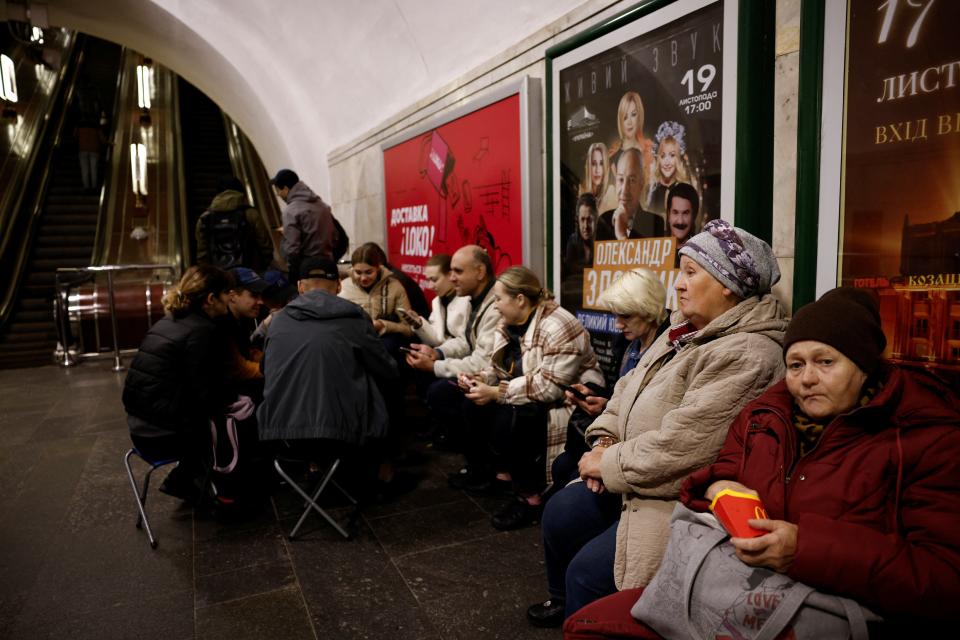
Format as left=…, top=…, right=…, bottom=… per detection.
left=122, top=265, right=234, bottom=500
left=459, top=266, right=604, bottom=531
left=579, top=142, right=617, bottom=213
left=608, top=91, right=654, bottom=187
left=339, top=242, right=413, bottom=341
left=646, top=121, right=699, bottom=216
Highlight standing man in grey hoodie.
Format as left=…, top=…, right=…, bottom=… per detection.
left=271, top=169, right=339, bottom=281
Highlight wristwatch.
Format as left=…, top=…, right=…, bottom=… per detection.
left=591, top=436, right=618, bottom=449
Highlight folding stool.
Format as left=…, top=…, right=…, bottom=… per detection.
left=273, top=455, right=359, bottom=540
left=123, top=448, right=179, bottom=549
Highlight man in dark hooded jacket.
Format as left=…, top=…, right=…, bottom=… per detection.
left=257, top=257, right=397, bottom=446
left=271, top=169, right=339, bottom=281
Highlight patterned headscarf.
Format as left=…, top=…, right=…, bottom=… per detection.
left=678, top=220, right=780, bottom=298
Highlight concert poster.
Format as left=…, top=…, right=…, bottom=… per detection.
left=839, top=0, right=960, bottom=377
left=551, top=0, right=725, bottom=383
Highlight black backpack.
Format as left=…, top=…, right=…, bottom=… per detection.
left=332, top=215, right=349, bottom=261
left=204, top=207, right=249, bottom=269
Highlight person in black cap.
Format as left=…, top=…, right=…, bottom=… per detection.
left=196, top=176, right=274, bottom=272
left=258, top=256, right=412, bottom=501
left=271, top=169, right=340, bottom=281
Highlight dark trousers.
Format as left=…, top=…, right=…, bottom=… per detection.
left=463, top=401, right=548, bottom=496
left=130, top=432, right=206, bottom=491
left=542, top=480, right=622, bottom=617
left=380, top=333, right=412, bottom=442
left=425, top=377, right=470, bottom=450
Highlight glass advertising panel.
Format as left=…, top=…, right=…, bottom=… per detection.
left=839, top=0, right=960, bottom=377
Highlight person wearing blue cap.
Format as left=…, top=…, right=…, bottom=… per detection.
left=220, top=267, right=269, bottom=401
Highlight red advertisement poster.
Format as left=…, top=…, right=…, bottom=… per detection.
left=383, top=95, right=523, bottom=301
left=840, top=0, right=960, bottom=379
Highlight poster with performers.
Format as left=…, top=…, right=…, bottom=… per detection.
left=550, top=0, right=726, bottom=383
left=382, top=79, right=541, bottom=302
left=839, top=0, right=960, bottom=377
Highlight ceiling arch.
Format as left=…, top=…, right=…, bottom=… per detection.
left=34, top=0, right=588, bottom=195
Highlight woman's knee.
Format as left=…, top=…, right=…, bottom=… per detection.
left=543, top=482, right=593, bottom=537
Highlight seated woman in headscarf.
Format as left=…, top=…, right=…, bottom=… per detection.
left=563, top=288, right=960, bottom=638
left=527, top=220, right=789, bottom=628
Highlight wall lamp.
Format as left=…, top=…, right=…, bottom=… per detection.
left=0, top=54, right=18, bottom=103
left=136, top=64, right=152, bottom=110
left=130, top=143, right=148, bottom=206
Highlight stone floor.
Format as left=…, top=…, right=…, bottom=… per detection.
left=0, top=361, right=560, bottom=640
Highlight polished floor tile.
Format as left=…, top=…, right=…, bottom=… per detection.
left=0, top=362, right=559, bottom=639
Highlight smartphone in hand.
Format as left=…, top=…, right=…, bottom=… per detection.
left=397, top=308, right=419, bottom=326
left=399, top=345, right=415, bottom=354
left=559, top=383, right=588, bottom=401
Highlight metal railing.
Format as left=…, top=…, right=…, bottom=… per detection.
left=54, top=264, right=177, bottom=371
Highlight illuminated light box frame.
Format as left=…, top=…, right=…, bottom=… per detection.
left=380, top=77, right=542, bottom=298
left=545, top=0, right=774, bottom=385
left=794, top=0, right=960, bottom=377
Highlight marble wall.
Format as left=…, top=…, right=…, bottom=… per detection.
left=328, top=0, right=803, bottom=311
left=772, top=0, right=801, bottom=312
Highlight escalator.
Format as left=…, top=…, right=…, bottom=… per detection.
left=178, top=77, right=234, bottom=263
left=0, top=36, right=122, bottom=368
left=0, top=37, right=279, bottom=370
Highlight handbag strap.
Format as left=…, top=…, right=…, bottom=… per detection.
left=680, top=522, right=728, bottom=638
left=840, top=597, right=870, bottom=640
left=752, top=583, right=814, bottom=640
left=752, top=585, right=870, bottom=640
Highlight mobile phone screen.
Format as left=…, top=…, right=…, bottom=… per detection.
left=560, top=384, right=587, bottom=400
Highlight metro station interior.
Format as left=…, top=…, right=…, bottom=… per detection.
left=1, top=1, right=958, bottom=639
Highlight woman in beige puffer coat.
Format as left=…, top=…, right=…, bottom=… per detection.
left=527, top=221, right=789, bottom=627
left=339, top=243, right=412, bottom=338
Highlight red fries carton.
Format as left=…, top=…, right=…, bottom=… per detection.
left=709, top=489, right=768, bottom=538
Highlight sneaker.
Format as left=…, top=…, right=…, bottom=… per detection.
left=491, top=499, right=543, bottom=531
left=526, top=598, right=566, bottom=628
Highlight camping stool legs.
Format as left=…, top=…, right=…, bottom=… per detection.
left=124, top=448, right=177, bottom=549
left=273, top=458, right=355, bottom=540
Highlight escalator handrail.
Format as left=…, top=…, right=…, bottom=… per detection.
left=169, top=75, right=190, bottom=272
left=221, top=113, right=283, bottom=252
left=0, top=33, right=84, bottom=330
left=91, top=53, right=186, bottom=272
left=89, top=43, right=127, bottom=268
